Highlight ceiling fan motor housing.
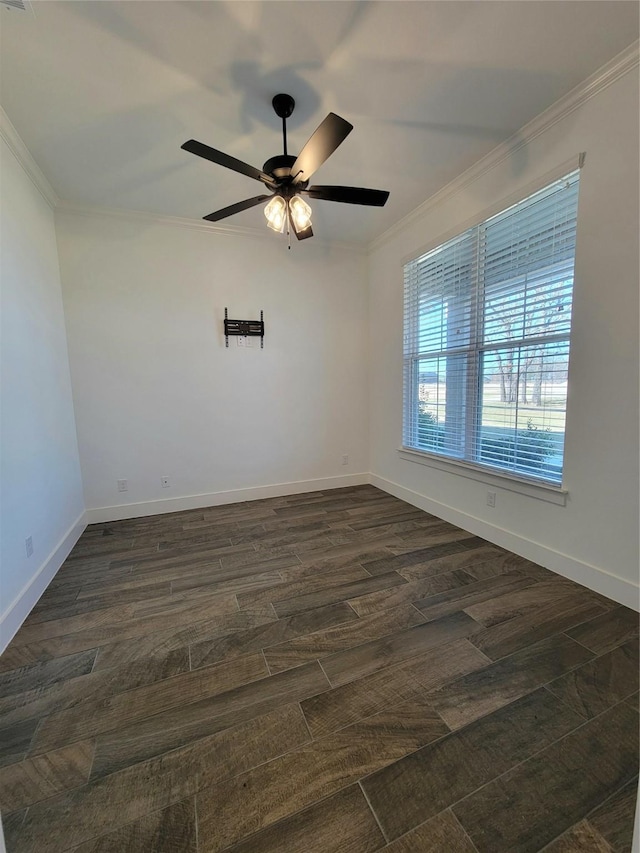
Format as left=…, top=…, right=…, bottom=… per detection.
left=262, top=154, right=296, bottom=180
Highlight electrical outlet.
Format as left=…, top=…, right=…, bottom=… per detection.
left=486, top=491, right=496, bottom=508
left=342, top=454, right=349, bottom=466
left=161, top=476, right=170, bottom=488
left=117, top=479, right=128, bottom=492
left=25, top=536, right=33, bottom=558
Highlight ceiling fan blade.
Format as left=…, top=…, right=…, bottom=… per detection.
left=203, top=195, right=271, bottom=222
left=305, top=185, right=390, bottom=206
left=182, top=140, right=275, bottom=186
left=291, top=113, right=353, bottom=185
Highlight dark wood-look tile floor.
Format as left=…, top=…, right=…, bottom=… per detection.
left=0, top=485, right=638, bottom=852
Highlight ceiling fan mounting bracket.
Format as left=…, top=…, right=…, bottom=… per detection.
left=272, top=93, right=295, bottom=119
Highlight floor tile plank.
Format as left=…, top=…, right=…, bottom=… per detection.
left=626, top=692, right=639, bottom=711
left=395, top=545, right=505, bottom=581
left=2, top=594, right=249, bottom=664
left=189, top=601, right=358, bottom=670
left=196, top=695, right=448, bottom=851
left=462, top=551, right=554, bottom=581
left=349, top=568, right=510, bottom=617
left=236, top=564, right=373, bottom=612
left=273, top=572, right=408, bottom=617
left=587, top=776, right=639, bottom=852
left=31, top=652, right=270, bottom=754
left=69, top=799, right=198, bottom=852
left=381, top=810, right=477, bottom=852
left=30, top=582, right=174, bottom=621
left=361, top=688, right=585, bottom=842
left=301, top=638, right=489, bottom=738
left=0, top=649, right=97, bottom=694
left=87, top=662, right=330, bottom=779
left=0, top=719, right=39, bottom=767
left=464, top=579, right=606, bottom=628
left=2, top=808, right=27, bottom=850
left=412, top=571, right=536, bottom=622
left=214, top=784, right=385, bottom=853
left=13, top=704, right=309, bottom=853
left=452, top=702, right=639, bottom=853
left=469, top=597, right=610, bottom=661
left=541, top=820, right=614, bottom=852
left=566, top=606, right=640, bottom=655
left=429, top=634, right=593, bottom=729
left=545, top=640, right=639, bottom=719
left=264, top=604, right=425, bottom=673
left=0, top=650, right=190, bottom=732
left=361, top=539, right=484, bottom=576
left=88, top=609, right=277, bottom=672
left=0, top=739, right=94, bottom=813
left=278, top=550, right=390, bottom=582
left=321, top=611, right=480, bottom=688
left=12, top=602, right=139, bottom=647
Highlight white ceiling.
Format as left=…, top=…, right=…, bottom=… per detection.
left=2, top=1, right=638, bottom=244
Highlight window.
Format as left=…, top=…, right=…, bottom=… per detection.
left=403, top=169, right=580, bottom=486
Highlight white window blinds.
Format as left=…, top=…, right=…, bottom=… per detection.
left=403, top=169, right=580, bottom=486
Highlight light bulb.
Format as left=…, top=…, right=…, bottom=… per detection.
left=264, top=195, right=287, bottom=232
left=289, top=195, right=312, bottom=231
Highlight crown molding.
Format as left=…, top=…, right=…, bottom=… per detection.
left=55, top=200, right=274, bottom=240
left=369, top=39, right=639, bottom=253
left=55, top=200, right=366, bottom=253
left=0, top=106, right=59, bottom=209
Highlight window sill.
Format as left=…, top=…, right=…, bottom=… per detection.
left=397, top=447, right=568, bottom=506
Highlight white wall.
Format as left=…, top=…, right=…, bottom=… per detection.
left=55, top=212, right=369, bottom=519
left=0, top=137, right=85, bottom=650
left=368, top=68, right=639, bottom=608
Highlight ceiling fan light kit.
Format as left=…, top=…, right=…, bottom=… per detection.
left=181, top=93, right=389, bottom=243
left=264, top=194, right=287, bottom=233
left=289, top=196, right=312, bottom=230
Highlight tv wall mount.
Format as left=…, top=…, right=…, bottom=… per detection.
left=224, top=308, right=264, bottom=348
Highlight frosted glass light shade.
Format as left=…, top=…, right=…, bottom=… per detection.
left=264, top=195, right=287, bottom=232
left=289, top=196, right=312, bottom=231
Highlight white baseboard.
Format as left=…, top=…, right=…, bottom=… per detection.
left=0, top=512, right=87, bottom=654
left=370, top=474, right=639, bottom=612
left=85, top=473, right=371, bottom=524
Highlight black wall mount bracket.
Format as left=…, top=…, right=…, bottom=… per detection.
left=224, top=308, right=264, bottom=348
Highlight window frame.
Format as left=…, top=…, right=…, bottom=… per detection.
left=400, top=157, right=583, bottom=497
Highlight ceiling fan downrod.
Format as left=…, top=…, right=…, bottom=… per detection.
left=263, top=94, right=298, bottom=181
left=272, top=93, right=295, bottom=156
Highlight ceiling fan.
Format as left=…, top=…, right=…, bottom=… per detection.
left=181, top=94, right=389, bottom=242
